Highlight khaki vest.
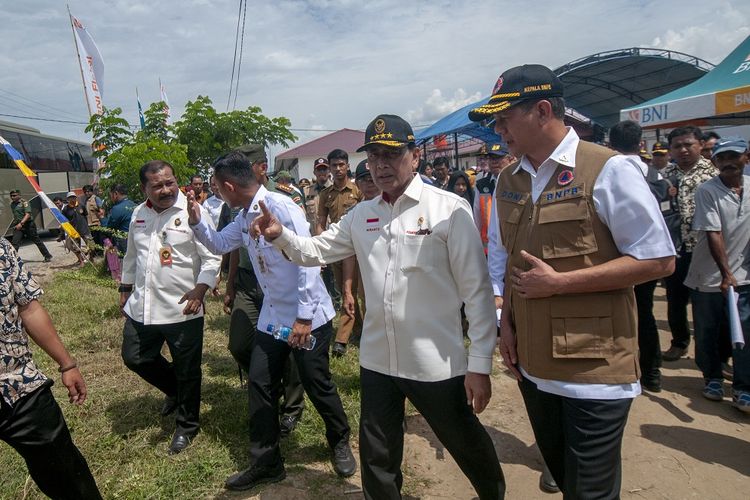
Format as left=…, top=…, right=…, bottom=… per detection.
left=85, top=195, right=100, bottom=226
left=496, top=141, right=639, bottom=384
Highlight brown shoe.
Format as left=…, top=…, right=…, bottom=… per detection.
left=662, top=345, right=687, bottom=362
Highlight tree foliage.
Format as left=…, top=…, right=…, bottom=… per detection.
left=85, top=96, right=296, bottom=200
left=84, top=107, right=132, bottom=160
left=102, top=138, right=190, bottom=202
left=172, top=95, right=297, bottom=171
left=139, top=101, right=171, bottom=142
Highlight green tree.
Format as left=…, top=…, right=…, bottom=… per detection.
left=101, top=138, right=190, bottom=202
left=139, top=101, right=170, bottom=141
left=84, top=107, right=133, bottom=160
left=172, top=95, right=296, bottom=171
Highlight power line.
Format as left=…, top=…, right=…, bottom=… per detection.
left=226, top=0, right=243, bottom=111
left=233, top=0, right=248, bottom=110
left=0, top=112, right=89, bottom=125
left=0, top=88, right=82, bottom=121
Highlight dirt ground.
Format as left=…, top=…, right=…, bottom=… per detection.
left=19, top=239, right=750, bottom=500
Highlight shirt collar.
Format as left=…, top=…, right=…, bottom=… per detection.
left=145, top=191, right=185, bottom=212
left=245, top=184, right=269, bottom=215
left=513, top=127, right=580, bottom=175
left=379, top=173, right=424, bottom=205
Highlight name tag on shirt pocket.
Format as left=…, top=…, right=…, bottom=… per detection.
left=400, top=234, right=435, bottom=272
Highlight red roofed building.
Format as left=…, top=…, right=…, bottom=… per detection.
left=274, top=128, right=366, bottom=181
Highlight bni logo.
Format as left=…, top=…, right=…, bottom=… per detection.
left=733, top=53, right=750, bottom=74
left=640, top=105, right=668, bottom=124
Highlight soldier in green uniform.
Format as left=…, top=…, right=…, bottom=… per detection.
left=9, top=190, right=52, bottom=262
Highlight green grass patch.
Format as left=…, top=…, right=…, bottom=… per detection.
left=0, top=269, right=372, bottom=499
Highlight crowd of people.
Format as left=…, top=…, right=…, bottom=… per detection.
left=2, top=62, right=749, bottom=500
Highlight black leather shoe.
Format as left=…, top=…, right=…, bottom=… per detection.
left=331, top=441, right=357, bottom=477
left=332, top=342, right=347, bottom=358
left=642, top=378, right=662, bottom=393
left=43, top=256, right=53, bottom=263
left=161, top=396, right=178, bottom=416
left=168, top=431, right=196, bottom=455
left=225, top=462, right=286, bottom=491
left=539, top=463, right=559, bottom=493
left=279, top=414, right=299, bottom=438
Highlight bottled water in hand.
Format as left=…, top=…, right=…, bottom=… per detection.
left=265, top=324, right=316, bottom=350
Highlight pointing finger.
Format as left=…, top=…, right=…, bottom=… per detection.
left=258, top=200, right=271, bottom=217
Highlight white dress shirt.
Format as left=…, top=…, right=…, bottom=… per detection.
left=492, top=128, right=675, bottom=399
left=122, top=191, right=221, bottom=325
left=191, top=185, right=335, bottom=331
left=272, top=174, right=497, bottom=382
left=203, top=195, right=226, bottom=227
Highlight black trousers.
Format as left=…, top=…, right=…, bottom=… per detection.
left=0, top=384, right=101, bottom=500
left=121, top=317, right=204, bottom=435
left=11, top=221, right=52, bottom=259
left=664, top=249, right=692, bottom=349
left=519, top=377, right=632, bottom=500
left=359, top=368, right=505, bottom=500
left=634, top=280, right=661, bottom=382
left=248, top=321, right=350, bottom=466
left=228, top=267, right=304, bottom=419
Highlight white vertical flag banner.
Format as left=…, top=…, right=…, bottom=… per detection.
left=160, top=79, right=172, bottom=124
left=71, top=14, right=104, bottom=115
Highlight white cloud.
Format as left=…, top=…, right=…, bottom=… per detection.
left=406, top=88, right=482, bottom=124
left=2, top=0, right=750, bottom=146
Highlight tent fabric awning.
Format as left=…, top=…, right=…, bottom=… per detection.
left=621, top=35, right=750, bottom=128
left=414, top=97, right=502, bottom=144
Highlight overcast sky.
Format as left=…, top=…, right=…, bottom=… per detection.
left=2, top=0, right=749, bottom=158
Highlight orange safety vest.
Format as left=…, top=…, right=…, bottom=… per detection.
left=477, top=192, right=493, bottom=255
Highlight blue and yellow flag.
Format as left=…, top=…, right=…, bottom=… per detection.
left=0, top=135, right=81, bottom=240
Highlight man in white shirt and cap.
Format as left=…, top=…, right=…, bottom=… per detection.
left=251, top=114, right=505, bottom=500
left=119, top=160, right=221, bottom=455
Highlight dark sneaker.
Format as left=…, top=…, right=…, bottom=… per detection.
left=641, top=378, right=662, bottom=393
left=279, top=414, right=299, bottom=438
left=332, top=342, right=347, bottom=358
left=702, top=379, right=724, bottom=401
left=225, top=462, right=286, bottom=491
left=331, top=441, right=357, bottom=477
left=43, top=255, right=53, bottom=262
left=662, top=345, right=687, bottom=362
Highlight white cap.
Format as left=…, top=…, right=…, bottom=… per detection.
left=66, top=191, right=77, bottom=198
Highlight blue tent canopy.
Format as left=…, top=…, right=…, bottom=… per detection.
left=415, top=96, right=501, bottom=145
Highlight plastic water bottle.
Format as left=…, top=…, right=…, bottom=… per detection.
left=265, top=324, right=316, bottom=350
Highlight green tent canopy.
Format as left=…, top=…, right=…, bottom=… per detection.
left=621, top=35, right=750, bottom=128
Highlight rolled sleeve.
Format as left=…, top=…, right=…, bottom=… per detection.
left=594, top=156, right=675, bottom=260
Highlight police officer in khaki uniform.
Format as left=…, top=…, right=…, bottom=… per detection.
left=304, top=158, right=332, bottom=233
left=9, top=190, right=52, bottom=262
left=470, top=64, right=675, bottom=498
left=316, top=149, right=363, bottom=356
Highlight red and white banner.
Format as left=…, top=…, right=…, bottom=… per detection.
left=71, top=14, right=104, bottom=115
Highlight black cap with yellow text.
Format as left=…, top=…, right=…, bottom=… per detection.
left=468, top=64, right=564, bottom=121
left=357, top=114, right=416, bottom=152
left=652, top=142, right=668, bottom=155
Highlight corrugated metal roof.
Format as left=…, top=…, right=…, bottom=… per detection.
left=276, top=128, right=365, bottom=159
